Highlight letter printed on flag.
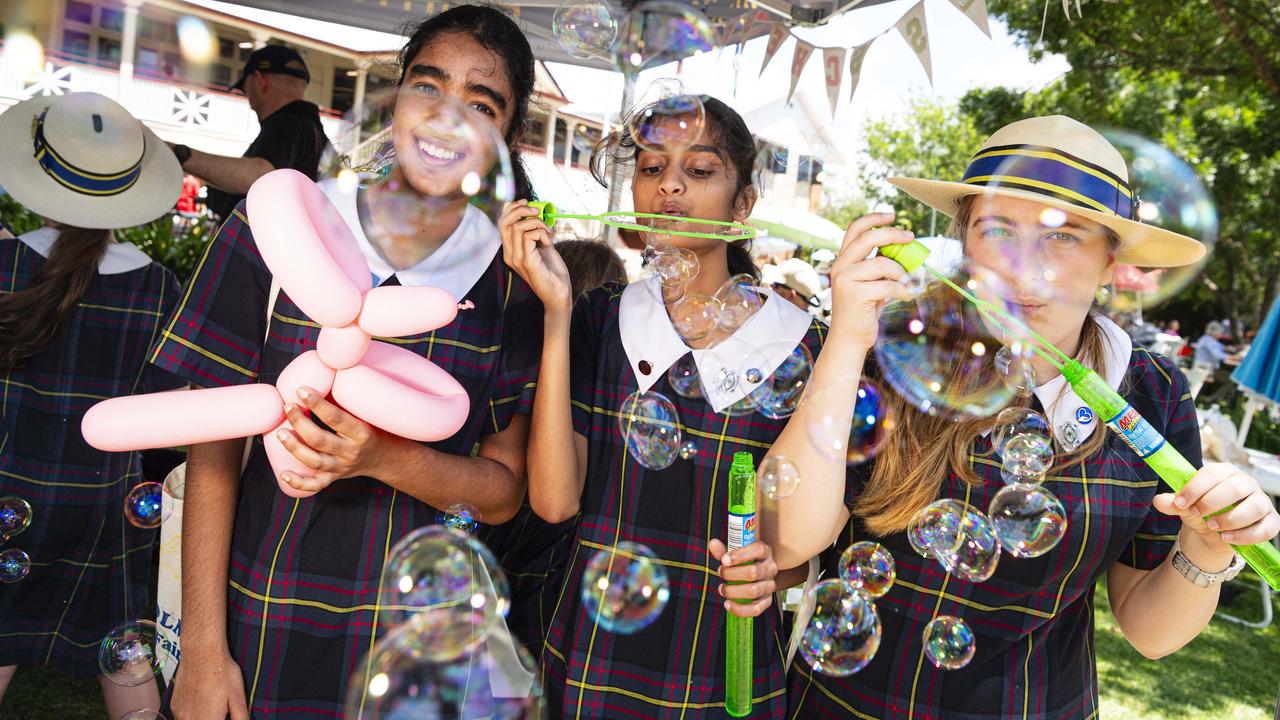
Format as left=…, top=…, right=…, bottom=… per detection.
left=822, top=47, right=846, bottom=115
left=947, top=0, right=991, bottom=37
left=895, top=1, right=933, bottom=85
left=787, top=40, right=816, bottom=103
left=847, top=40, right=873, bottom=101
left=760, top=24, right=790, bottom=75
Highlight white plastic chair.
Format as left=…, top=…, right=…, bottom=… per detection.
left=1218, top=397, right=1280, bottom=628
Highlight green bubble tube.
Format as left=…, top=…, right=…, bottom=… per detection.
left=726, top=452, right=756, bottom=717
left=527, top=201, right=757, bottom=241
left=879, top=240, right=1280, bottom=591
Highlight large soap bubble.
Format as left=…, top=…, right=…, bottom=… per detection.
left=805, top=379, right=895, bottom=465
left=0, top=496, right=32, bottom=542
left=553, top=0, right=618, bottom=60
left=124, top=482, right=166, bottom=529
left=581, top=541, right=671, bottom=634
left=627, top=88, right=707, bottom=157
left=617, top=390, right=682, bottom=470
left=988, top=483, right=1067, bottom=558
left=799, top=579, right=881, bottom=676
left=749, top=343, right=813, bottom=420
left=379, top=525, right=510, bottom=633
left=922, top=615, right=975, bottom=670
left=838, top=542, right=896, bottom=599
left=614, top=0, right=715, bottom=77
left=99, top=620, right=165, bottom=687
left=0, top=548, right=30, bottom=583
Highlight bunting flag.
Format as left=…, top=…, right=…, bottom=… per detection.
left=847, top=40, right=872, bottom=101
left=895, top=1, right=933, bottom=85
left=760, top=23, right=790, bottom=75
left=948, top=0, right=991, bottom=37
left=787, top=40, right=815, bottom=103
left=822, top=47, right=846, bottom=116
left=738, top=9, right=768, bottom=48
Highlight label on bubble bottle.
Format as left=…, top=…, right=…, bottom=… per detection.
left=1104, top=404, right=1166, bottom=459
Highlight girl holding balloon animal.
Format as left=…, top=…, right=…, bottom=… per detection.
left=0, top=93, right=184, bottom=718
left=763, top=116, right=1280, bottom=719
left=503, top=95, right=818, bottom=718
left=152, top=6, right=566, bottom=718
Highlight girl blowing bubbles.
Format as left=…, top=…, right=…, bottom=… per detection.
left=501, top=96, right=821, bottom=718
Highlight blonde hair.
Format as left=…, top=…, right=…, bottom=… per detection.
left=856, top=196, right=1120, bottom=536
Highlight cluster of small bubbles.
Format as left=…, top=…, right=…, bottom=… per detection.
left=614, top=0, right=715, bottom=77
left=678, top=440, right=698, bottom=461
left=123, top=482, right=166, bottom=529
left=0, top=548, right=30, bottom=583
left=0, top=496, right=32, bottom=543
left=922, top=615, right=976, bottom=670
left=99, top=620, right=165, bottom=686
left=666, top=354, right=704, bottom=400
left=749, top=343, right=813, bottom=420
left=806, top=379, right=895, bottom=466
left=436, top=502, right=481, bottom=534
left=379, top=525, right=510, bottom=633
left=799, top=579, right=881, bottom=676
left=988, top=482, right=1068, bottom=558
left=759, top=456, right=801, bottom=500
left=936, top=506, right=1001, bottom=583
left=581, top=541, right=671, bottom=634
left=617, top=390, right=683, bottom=470
left=646, top=242, right=699, bottom=301
left=838, top=542, right=896, bottom=599
left=552, top=0, right=619, bottom=60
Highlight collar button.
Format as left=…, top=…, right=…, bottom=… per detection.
left=638, top=360, right=652, bottom=375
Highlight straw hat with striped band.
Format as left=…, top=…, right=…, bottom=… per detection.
left=0, top=92, right=181, bottom=229
left=888, top=115, right=1205, bottom=268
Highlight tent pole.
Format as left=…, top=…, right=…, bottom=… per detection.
left=605, top=72, right=638, bottom=245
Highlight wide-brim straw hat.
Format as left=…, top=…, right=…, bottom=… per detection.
left=0, top=92, right=181, bottom=229
left=888, top=115, right=1205, bottom=268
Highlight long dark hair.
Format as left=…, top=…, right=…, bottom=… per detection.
left=590, top=95, right=759, bottom=280
left=0, top=226, right=112, bottom=370
left=398, top=4, right=537, bottom=200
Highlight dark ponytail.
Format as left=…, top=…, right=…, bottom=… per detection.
left=0, top=226, right=111, bottom=370
left=398, top=4, right=537, bottom=200
left=590, top=95, right=760, bottom=281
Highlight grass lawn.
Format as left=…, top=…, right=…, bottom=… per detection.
left=2, top=579, right=1276, bottom=719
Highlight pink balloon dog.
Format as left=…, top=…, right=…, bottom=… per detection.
left=82, top=169, right=471, bottom=497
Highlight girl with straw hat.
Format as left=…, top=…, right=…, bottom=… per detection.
left=761, top=115, right=1279, bottom=718
left=0, top=92, right=183, bottom=717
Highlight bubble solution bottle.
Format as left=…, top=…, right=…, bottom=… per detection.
left=726, top=451, right=756, bottom=717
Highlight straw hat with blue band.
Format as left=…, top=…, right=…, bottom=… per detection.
left=0, top=92, right=181, bottom=229
left=887, top=115, right=1206, bottom=268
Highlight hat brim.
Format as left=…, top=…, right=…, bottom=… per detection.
left=0, top=96, right=183, bottom=230
left=888, top=177, right=1207, bottom=268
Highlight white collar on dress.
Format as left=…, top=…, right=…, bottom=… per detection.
left=618, top=276, right=813, bottom=413
left=1021, top=313, right=1132, bottom=450
left=318, top=178, right=499, bottom=299
left=19, top=226, right=152, bottom=275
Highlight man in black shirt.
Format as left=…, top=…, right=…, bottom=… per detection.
left=170, top=45, right=331, bottom=221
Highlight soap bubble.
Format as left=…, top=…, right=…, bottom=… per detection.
left=0, top=496, right=33, bottom=542
left=617, top=390, right=682, bottom=470
left=838, top=542, right=896, bottom=599
left=436, top=502, right=480, bottom=534
left=714, top=274, right=763, bottom=331
left=1000, top=432, right=1053, bottom=475
left=666, top=353, right=704, bottom=400
left=679, top=440, right=698, bottom=460
left=379, top=525, right=510, bottom=633
left=553, top=0, right=619, bottom=59
left=799, top=579, right=881, bottom=676
left=749, top=343, right=813, bottom=420
left=759, top=456, right=800, bottom=500
left=719, top=391, right=760, bottom=418
left=875, top=257, right=1027, bottom=420
left=907, top=499, right=966, bottom=559
left=988, top=483, right=1068, bottom=558
left=669, top=293, right=722, bottom=342
left=990, top=407, right=1051, bottom=456
left=162, top=471, right=185, bottom=501
left=99, top=620, right=164, bottom=686
left=320, top=87, right=515, bottom=232
left=934, top=506, right=1000, bottom=583
left=176, top=16, right=215, bottom=64
left=124, top=482, right=165, bottom=529
left=806, top=379, right=895, bottom=465
left=0, top=548, right=30, bottom=583
left=614, top=0, right=715, bottom=76
left=994, top=344, right=1037, bottom=398
left=581, top=541, right=671, bottom=634
left=345, top=614, right=543, bottom=718
left=627, top=93, right=706, bottom=156
left=645, top=243, right=699, bottom=303
left=923, top=615, right=976, bottom=670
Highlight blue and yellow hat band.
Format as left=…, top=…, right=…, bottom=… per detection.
left=31, top=109, right=144, bottom=197
left=962, top=143, right=1135, bottom=219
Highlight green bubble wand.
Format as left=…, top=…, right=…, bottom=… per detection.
left=879, top=241, right=1280, bottom=591
left=527, top=201, right=757, bottom=241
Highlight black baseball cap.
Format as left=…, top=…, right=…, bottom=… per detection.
left=229, top=45, right=311, bottom=92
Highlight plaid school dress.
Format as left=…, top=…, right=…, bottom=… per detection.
left=148, top=200, right=566, bottom=715
left=0, top=230, right=182, bottom=676
left=788, top=343, right=1194, bottom=720
left=542, top=280, right=827, bottom=719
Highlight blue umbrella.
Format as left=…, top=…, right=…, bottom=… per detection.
left=1234, top=295, right=1280, bottom=406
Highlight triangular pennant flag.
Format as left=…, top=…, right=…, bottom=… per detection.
left=760, top=23, right=790, bottom=76
left=847, top=40, right=872, bottom=101
left=786, top=40, right=815, bottom=103
left=822, top=47, right=846, bottom=116
left=948, top=0, right=991, bottom=37
left=895, top=1, right=933, bottom=85
left=738, top=9, right=766, bottom=47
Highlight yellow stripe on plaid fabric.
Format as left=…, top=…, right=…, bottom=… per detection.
left=1051, top=452, right=1094, bottom=617
left=790, top=665, right=883, bottom=720
left=1, top=379, right=111, bottom=401
left=356, top=489, right=401, bottom=718
left=152, top=209, right=243, bottom=365
left=45, top=515, right=106, bottom=665
left=969, top=147, right=1132, bottom=197
left=249, top=498, right=301, bottom=708
left=156, top=328, right=259, bottom=379
left=565, top=678, right=787, bottom=710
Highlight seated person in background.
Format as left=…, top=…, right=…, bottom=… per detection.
left=554, top=238, right=626, bottom=299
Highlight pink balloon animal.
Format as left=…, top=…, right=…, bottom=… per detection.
left=82, top=169, right=470, bottom=497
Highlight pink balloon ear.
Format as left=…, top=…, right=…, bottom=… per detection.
left=358, top=286, right=459, bottom=338
left=246, top=170, right=371, bottom=327
left=316, top=324, right=371, bottom=370
left=263, top=419, right=319, bottom=499
left=82, top=385, right=284, bottom=451
left=277, top=350, right=337, bottom=402
left=331, top=341, right=469, bottom=442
